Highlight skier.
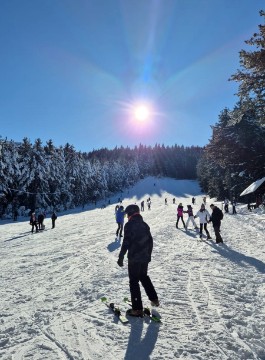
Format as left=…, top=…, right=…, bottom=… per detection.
left=194, top=204, right=211, bottom=240
left=51, top=211, right=57, bottom=229
left=224, top=198, right=229, bottom=213
left=115, top=205, right=125, bottom=238
left=147, top=198, right=151, bottom=210
left=209, top=204, right=223, bottom=243
left=176, top=203, right=186, bottom=229
left=231, top=198, right=237, bottom=214
left=30, top=212, right=38, bottom=233
left=117, top=204, right=159, bottom=317
left=184, top=205, right=198, bottom=230
left=38, top=212, right=45, bottom=230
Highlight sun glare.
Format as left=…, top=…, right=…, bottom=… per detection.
left=134, top=105, right=150, bottom=121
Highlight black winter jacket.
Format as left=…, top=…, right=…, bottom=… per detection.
left=118, top=214, right=153, bottom=263
left=210, top=207, right=223, bottom=227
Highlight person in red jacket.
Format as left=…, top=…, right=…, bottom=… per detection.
left=176, top=203, right=186, bottom=229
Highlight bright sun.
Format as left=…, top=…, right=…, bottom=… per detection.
left=134, top=105, right=150, bottom=121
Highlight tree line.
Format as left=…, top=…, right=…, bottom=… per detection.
left=0, top=138, right=202, bottom=216
left=197, top=10, right=265, bottom=201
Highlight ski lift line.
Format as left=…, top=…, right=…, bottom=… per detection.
left=1, top=187, right=61, bottom=196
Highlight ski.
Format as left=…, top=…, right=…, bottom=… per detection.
left=123, top=297, right=162, bottom=323
left=101, top=297, right=129, bottom=324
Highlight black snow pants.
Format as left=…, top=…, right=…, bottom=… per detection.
left=128, top=261, right=158, bottom=310
left=116, top=222, right=123, bottom=236
left=176, top=215, right=185, bottom=228
left=199, top=223, right=210, bottom=238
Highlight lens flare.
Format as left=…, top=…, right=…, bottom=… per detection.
left=134, top=105, right=150, bottom=121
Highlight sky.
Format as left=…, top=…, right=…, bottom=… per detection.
left=0, top=0, right=264, bottom=153
left=1, top=177, right=265, bottom=359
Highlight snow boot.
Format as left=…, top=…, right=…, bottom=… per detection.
left=150, top=299, right=160, bottom=307
left=126, top=309, right=144, bottom=317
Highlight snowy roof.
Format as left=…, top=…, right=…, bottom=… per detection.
left=240, top=176, right=265, bottom=196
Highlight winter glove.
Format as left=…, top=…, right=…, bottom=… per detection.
left=117, top=257, right=124, bottom=267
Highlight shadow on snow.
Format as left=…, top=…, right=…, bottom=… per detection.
left=206, top=242, right=265, bottom=274
left=124, top=320, right=160, bottom=360
left=107, top=237, right=121, bottom=252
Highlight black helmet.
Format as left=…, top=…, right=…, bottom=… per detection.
left=125, top=204, right=140, bottom=217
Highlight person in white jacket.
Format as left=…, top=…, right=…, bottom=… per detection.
left=194, top=204, right=212, bottom=240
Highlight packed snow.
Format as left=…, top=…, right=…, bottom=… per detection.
left=1, top=177, right=265, bottom=360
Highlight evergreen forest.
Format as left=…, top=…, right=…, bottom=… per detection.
left=0, top=139, right=202, bottom=217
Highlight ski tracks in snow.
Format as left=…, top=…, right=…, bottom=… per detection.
left=1, top=178, right=265, bottom=359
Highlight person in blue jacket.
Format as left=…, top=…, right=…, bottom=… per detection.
left=115, top=205, right=125, bottom=238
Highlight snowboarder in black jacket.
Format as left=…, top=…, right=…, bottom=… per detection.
left=117, top=204, right=159, bottom=317
left=209, top=204, right=223, bottom=243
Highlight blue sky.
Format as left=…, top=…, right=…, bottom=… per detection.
left=0, top=0, right=263, bottom=152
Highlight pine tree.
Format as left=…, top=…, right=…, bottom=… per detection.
left=230, top=10, right=265, bottom=123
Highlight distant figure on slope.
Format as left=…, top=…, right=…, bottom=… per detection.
left=38, top=212, right=45, bottom=230
left=141, top=200, right=145, bottom=212
left=231, top=198, right=237, bottom=214
left=184, top=205, right=198, bottom=230
left=194, top=204, right=211, bottom=240
left=115, top=205, right=125, bottom=238
left=192, top=197, right=195, bottom=205
left=176, top=203, right=186, bottom=229
left=173, top=198, right=175, bottom=204
left=117, top=204, right=159, bottom=317
left=203, top=196, right=207, bottom=205
left=51, top=211, right=57, bottom=229
left=165, top=198, right=167, bottom=205
left=30, top=212, right=38, bottom=233
left=13, top=209, right=18, bottom=221
left=147, top=198, right=151, bottom=210
left=209, top=204, right=223, bottom=244
left=224, top=198, right=229, bottom=213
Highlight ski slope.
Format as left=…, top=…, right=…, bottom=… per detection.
left=1, top=177, right=265, bottom=360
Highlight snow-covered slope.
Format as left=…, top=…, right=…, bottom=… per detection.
left=1, top=177, right=265, bottom=359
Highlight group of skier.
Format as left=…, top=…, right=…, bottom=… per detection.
left=176, top=201, right=223, bottom=243
left=114, top=196, right=224, bottom=318
left=224, top=197, right=237, bottom=214
left=29, top=211, right=57, bottom=233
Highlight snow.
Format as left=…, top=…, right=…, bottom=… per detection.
left=1, top=177, right=265, bottom=360
left=240, top=177, right=265, bottom=196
